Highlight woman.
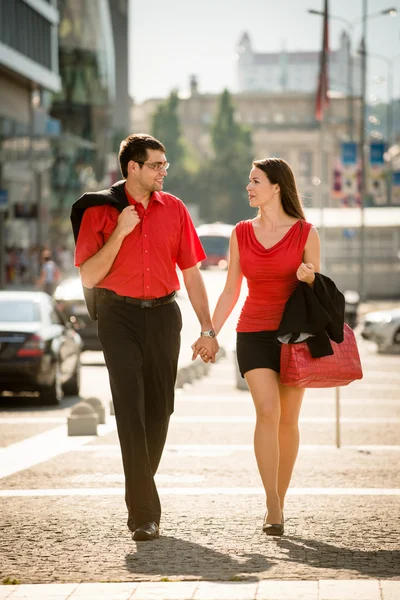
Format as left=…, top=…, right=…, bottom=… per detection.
left=199, top=158, right=320, bottom=536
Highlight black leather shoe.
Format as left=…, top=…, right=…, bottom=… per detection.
left=263, top=512, right=284, bottom=536
left=132, top=521, right=159, bottom=541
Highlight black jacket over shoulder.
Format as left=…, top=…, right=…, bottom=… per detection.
left=276, top=273, right=345, bottom=358
left=70, top=180, right=129, bottom=320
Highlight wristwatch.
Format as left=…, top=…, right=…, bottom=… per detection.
left=201, top=329, right=216, bottom=338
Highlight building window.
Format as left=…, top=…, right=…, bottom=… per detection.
left=0, top=0, right=52, bottom=69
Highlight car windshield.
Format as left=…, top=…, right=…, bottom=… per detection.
left=0, top=300, right=40, bottom=322
left=199, top=236, right=229, bottom=255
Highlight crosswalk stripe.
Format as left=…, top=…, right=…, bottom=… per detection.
left=0, top=487, right=399, bottom=497
left=76, top=443, right=400, bottom=452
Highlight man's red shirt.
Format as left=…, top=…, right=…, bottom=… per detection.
left=75, top=187, right=206, bottom=299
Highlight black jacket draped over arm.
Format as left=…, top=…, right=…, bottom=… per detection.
left=276, top=273, right=345, bottom=358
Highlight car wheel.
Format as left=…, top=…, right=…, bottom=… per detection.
left=40, top=362, right=63, bottom=405
left=62, top=360, right=81, bottom=396
left=393, top=328, right=400, bottom=346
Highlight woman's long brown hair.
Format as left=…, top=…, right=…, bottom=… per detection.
left=253, top=157, right=306, bottom=220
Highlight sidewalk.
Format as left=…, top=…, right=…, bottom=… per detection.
left=0, top=579, right=399, bottom=599
left=1, top=349, right=399, bottom=599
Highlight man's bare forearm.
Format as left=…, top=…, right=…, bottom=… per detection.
left=183, top=267, right=213, bottom=330
left=79, top=229, right=126, bottom=288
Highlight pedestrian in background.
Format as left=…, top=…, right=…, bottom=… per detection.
left=71, top=134, right=219, bottom=541
left=193, top=158, right=320, bottom=536
left=37, top=250, right=61, bottom=296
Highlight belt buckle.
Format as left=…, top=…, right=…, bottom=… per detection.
left=140, top=299, right=155, bottom=308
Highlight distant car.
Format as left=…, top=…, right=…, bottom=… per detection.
left=0, top=291, right=83, bottom=404
left=360, top=308, right=400, bottom=352
left=196, top=222, right=234, bottom=270
left=54, top=277, right=102, bottom=351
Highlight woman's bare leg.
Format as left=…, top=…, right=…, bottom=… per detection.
left=245, top=368, right=282, bottom=524
left=277, top=383, right=305, bottom=510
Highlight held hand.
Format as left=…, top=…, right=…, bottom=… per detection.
left=116, top=206, right=140, bottom=237
left=296, top=262, right=315, bottom=285
left=191, top=336, right=219, bottom=363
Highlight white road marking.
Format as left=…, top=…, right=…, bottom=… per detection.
left=0, top=487, right=399, bottom=497
left=75, top=443, right=400, bottom=452
left=2, top=414, right=399, bottom=425
left=176, top=395, right=400, bottom=405
left=0, top=422, right=117, bottom=479
left=0, top=417, right=65, bottom=424
left=188, top=379, right=400, bottom=390
left=170, top=416, right=400, bottom=424
left=1, top=411, right=398, bottom=481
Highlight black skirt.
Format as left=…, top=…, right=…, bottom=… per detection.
left=236, top=330, right=281, bottom=378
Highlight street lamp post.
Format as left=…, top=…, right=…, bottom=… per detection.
left=308, top=5, right=397, bottom=300
left=368, top=52, right=400, bottom=207
left=359, top=0, right=368, bottom=300
left=367, top=52, right=400, bottom=145
left=308, top=7, right=397, bottom=141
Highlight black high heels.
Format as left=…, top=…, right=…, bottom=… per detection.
left=263, top=511, right=284, bottom=536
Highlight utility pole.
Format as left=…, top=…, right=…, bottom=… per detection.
left=358, top=0, right=368, bottom=300
left=0, top=163, right=6, bottom=290
left=346, top=27, right=354, bottom=140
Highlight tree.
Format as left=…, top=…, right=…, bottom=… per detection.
left=151, top=91, right=189, bottom=199
left=200, top=89, right=253, bottom=224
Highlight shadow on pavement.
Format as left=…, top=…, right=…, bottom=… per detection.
left=277, top=536, right=400, bottom=578
left=126, top=535, right=274, bottom=580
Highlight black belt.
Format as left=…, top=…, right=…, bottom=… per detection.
left=101, top=288, right=176, bottom=308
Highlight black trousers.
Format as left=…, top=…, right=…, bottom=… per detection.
left=97, top=291, right=182, bottom=531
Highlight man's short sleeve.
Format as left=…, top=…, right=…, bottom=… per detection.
left=176, top=202, right=206, bottom=270
left=74, top=207, right=105, bottom=267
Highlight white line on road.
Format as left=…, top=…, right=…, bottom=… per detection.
left=189, top=379, right=400, bottom=390
left=75, top=443, right=400, bottom=452
left=0, top=487, right=399, bottom=497
left=0, top=417, right=65, bottom=424
left=170, top=416, right=400, bottom=424
left=0, top=422, right=117, bottom=479
left=2, top=415, right=399, bottom=426
left=174, top=395, right=400, bottom=405
left=2, top=414, right=398, bottom=481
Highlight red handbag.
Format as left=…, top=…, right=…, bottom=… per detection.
left=280, top=324, right=363, bottom=388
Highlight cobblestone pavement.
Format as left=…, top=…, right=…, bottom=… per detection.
left=0, top=280, right=399, bottom=598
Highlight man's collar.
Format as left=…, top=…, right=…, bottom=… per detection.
left=124, top=184, right=165, bottom=206
left=151, top=191, right=166, bottom=205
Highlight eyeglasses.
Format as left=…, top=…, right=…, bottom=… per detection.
left=136, top=161, right=170, bottom=172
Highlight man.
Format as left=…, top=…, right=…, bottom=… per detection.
left=71, top=134, right=219, bottom=541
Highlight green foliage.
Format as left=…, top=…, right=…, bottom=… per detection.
left=151, top=91, right=189, bottom=199
left=2, top=577, right=21, bottom=585
left=151, top=90, right=184, bottom=166
left=198, top=89, right=254, bottom=224
left=149, top=88, right=254, bottom=224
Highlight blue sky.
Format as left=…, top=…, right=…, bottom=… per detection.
left=129, top=0, right=399, bottom=104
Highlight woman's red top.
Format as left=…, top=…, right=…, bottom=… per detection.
left=236, top=219, right=313, bottom=332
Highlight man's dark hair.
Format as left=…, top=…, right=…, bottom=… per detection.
left=118, top=134, right=166, bottom=178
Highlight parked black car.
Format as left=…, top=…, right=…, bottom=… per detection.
left=0, top=291, right=83, bottom=404
left=54, top=276, right=102, bottom=351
